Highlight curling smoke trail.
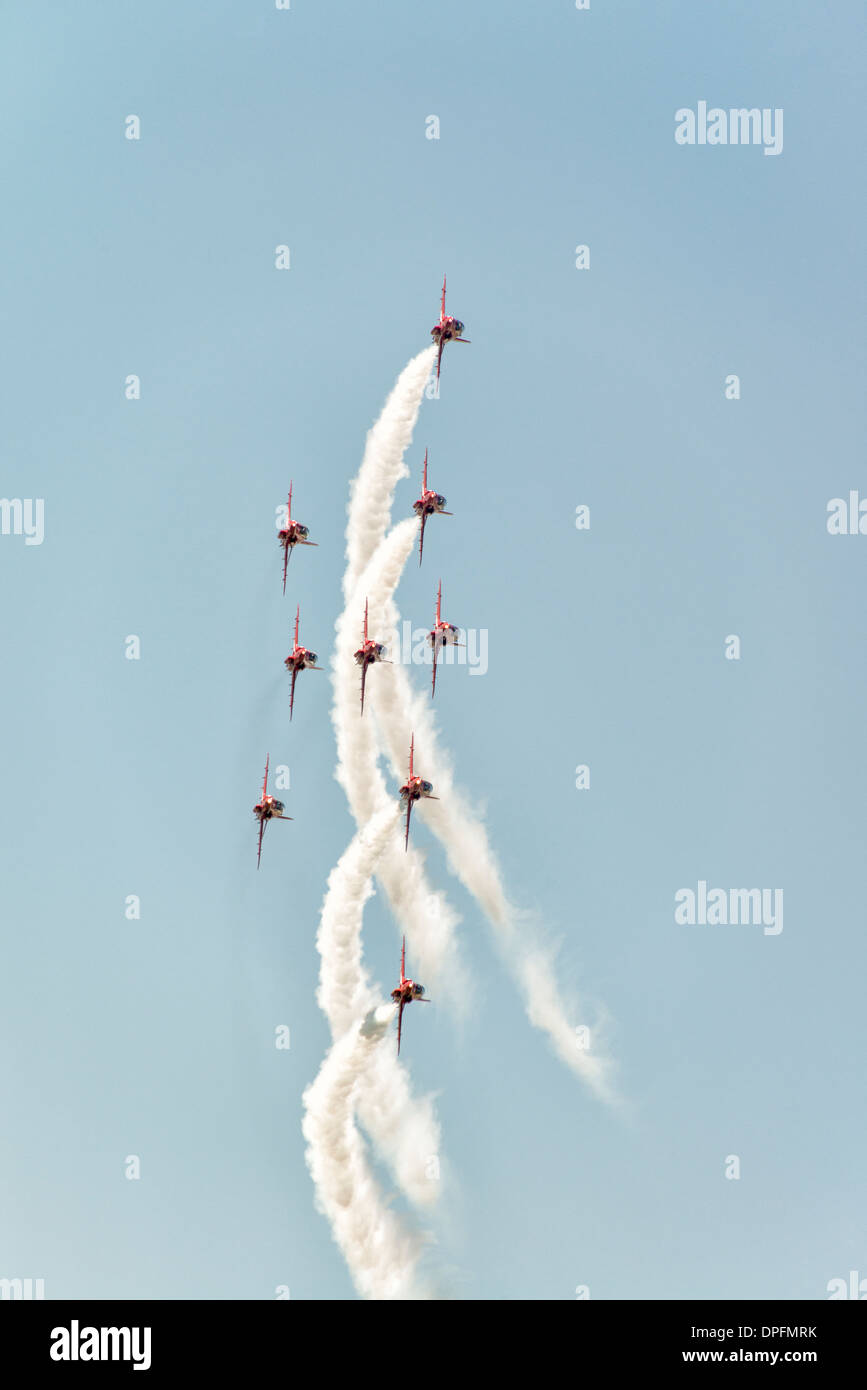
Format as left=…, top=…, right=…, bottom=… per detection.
left=336, top=345, right=461, bottom=1002
left=303, top=350, right=456, bottom=1299
left=304, top=811, right=442, bottom=1299
left=344, top=347, right=436, bottom=602
left=336, top=342, right=613, bottom=1097
left=302, top=1010, right=434, bottom=1301
left=315, top=809, right=394, bottom=1035
left=333, top=520, right=466, bottom=1000
left=309, top=336, right=613, bottom=1300
left=314, top=808, right=443, bottom=1209
left=373, top=597, right=616, bottom=1102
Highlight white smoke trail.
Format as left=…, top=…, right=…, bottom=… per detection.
left=311, top=333, right=615, bottom=1302
left=336, top=340, right=615, bottom=1098
left=314, top=807, right=443, bottom=1206
left=343, top=346, right=436, bottom=602
left=372, top=646, right=616, bottom=1101
left=335, top=344, right=462, bottom=996
left=333, top=520, right=466, bottom=1001
left=304, top=809, right=444, bottom=1298
left=306, top=349, right=453, bottom=1303
left=301, top=1011, right=434, bottom=1301
left=315, top=809, right=393, bottom=1037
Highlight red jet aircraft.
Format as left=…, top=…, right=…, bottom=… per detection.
left=398, top=734, right=437, bottom=850
left=428, top=579, right=461, bottom=698
left=412, top=449, right=452, bottom=566
left=353, top=598, right=390, bottom=715
left=278, top=481, right=317, bottom=594
left=284, top=606, right=320, bottom=719
left=430, top=274, right=469, bottom=381
left=253, top=755, right=292, bottom=868
left=391, top=935, right=429, bottom=1056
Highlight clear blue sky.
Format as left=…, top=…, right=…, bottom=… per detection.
left=1, top=0, right=864, bottom=1299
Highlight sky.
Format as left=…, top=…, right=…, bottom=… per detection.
left=1, top=0, right=864, bottom=1300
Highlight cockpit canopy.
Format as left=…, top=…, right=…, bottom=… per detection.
left=421, top=780, right=433, bottom=794
left=454, top=320, right=465, bottom=334
left=412, top=983, right=425, bottom=997
left=435, top=494, right=446, bottom=507
left=307, top=651, right=318, bottom=666
left=298, top=524, right=309, bottom=537
left=271, top=799, right=285, bottom=814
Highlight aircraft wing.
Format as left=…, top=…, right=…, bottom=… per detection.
left=257, top=817, right=265, bottom=870
left=418, top=512, right=427, bottom=566
left=396, top=997, right=405, bottom=1056
left=289, top=666, right=298, bottom=721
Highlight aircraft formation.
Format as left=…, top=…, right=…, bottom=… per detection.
left=253, top=277, right=470, bottom=1052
